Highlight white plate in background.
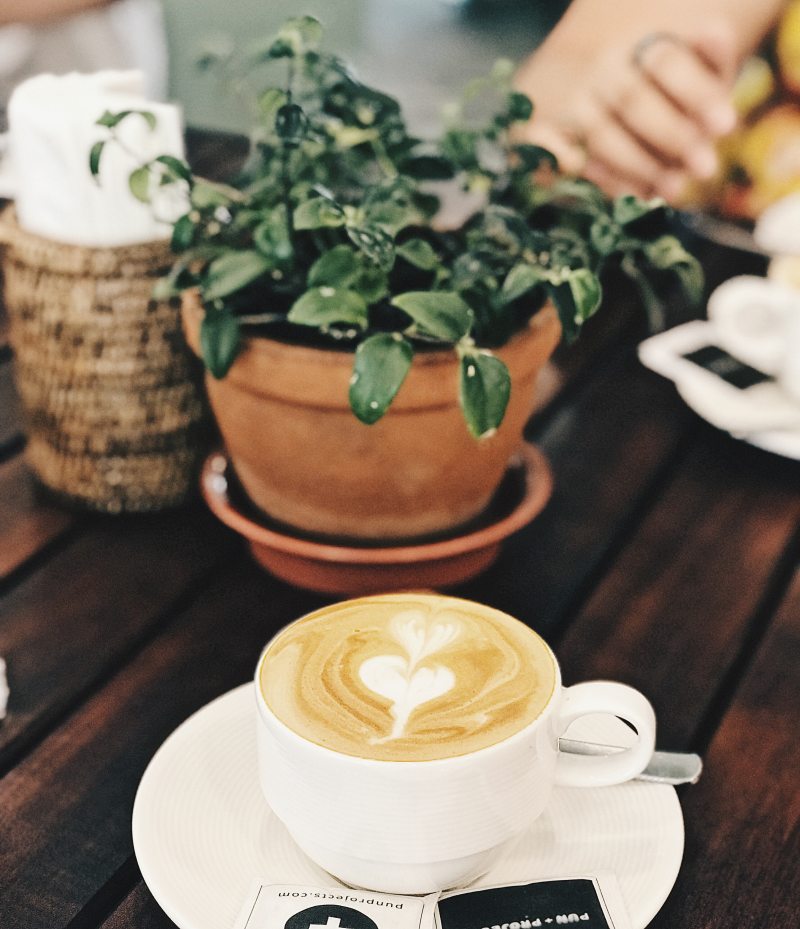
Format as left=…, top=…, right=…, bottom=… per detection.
left=639, top=320, right=800, bottom=460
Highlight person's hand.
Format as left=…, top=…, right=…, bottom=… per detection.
left=514, top=21, right=740, bottom=201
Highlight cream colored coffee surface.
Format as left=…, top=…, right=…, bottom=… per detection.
left=259, top=594, right=556, bottom=761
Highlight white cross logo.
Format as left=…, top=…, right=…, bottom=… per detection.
left=309, top=918, right=349, bottom=929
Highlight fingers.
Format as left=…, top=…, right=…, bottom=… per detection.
left=605, top=77, right=719, bottom=180
left=690, top=18, right=739, bottom=82
left=572, top=93, right=686, bottom=198
left=517, top=113, right=678, bottom=201
left=635, top=31, right=738, bottom=138
left=514, top=19, right=741, bottom=203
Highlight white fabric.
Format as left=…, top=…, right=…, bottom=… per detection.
left=8, top=70, right=185, bottom=245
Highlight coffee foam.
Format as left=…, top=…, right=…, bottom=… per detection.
left=259, top=594, right=556, bottom=762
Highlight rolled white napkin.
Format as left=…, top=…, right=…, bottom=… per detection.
left=7, top=70, right=185, bottom=246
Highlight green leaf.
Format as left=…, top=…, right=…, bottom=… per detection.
left=512, top=144, right=558, bottom=173
left=89, top=140, right=105, bottom=179
left=287, top=287, right=368, bottom=329
left=346, top=226, right=395, bottom=271
left=152, top=274, right=180, bottom=301
left=200, top=309, right=241, bottom=378
left=396, top=238, right=438, bottom=271
left=274, top=14, right=323, bottom=55
left=349, top=333, right=414, bottom=424
left=275, top=103, right=308, bottom=147
left=401, top=155, right=455, bottom=180
left=258, top=88, right=289, bottom=122
left=95, top=108, right=157, bottom=131
left=253, top=206, right=292, bottom=262
left=96, top=109, right=129, bottom=129
left=500, top=262, right=550, bottom=305
left=203, top=250, right=271, bottom=301
left=170, top=213, right=196, bottom=252
left=532, top=177, right=608, bottom=215
left=264, top=37, right=294, bottom=59
left=191, top=180, right=238, bottom=209
left=644, top=235, right=704, bottom=302
left=590, top=215, right=621, bottom=256
left=155, top=155, right=192, bottom=184
left=566, top=268, right=602, bottom=322
left=507, top=91, right=534, bottom=122
left=353, top=263, right=389, bottom=304
left=459, top=351, right=511, bottom=438
left=441, top=128, right=479, bottom=171
left=362, top=200, right=413, bottom=234
left=293, top=196, right=346, bottom=230
left=546, top=268, right=602, bottom=342
left=613, top=194, right=666, bottom=226
left=128, top=166, right=151, bottom=203
left=307, top=246, right=388, bottom=304
left=391, top=291, right=474, bottom=342
left=308, top=245, right=359, bottom=288
left=329, top=125, right=380, bottom=149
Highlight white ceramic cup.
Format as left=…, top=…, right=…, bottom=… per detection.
left=708, top=275, right=800, bottom=402
left=253, top=601, right=656, bottom=895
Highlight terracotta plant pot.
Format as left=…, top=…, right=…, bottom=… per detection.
left=182, top=292, right=561, bottom=541
left=200, top=444, right=553, bottom=594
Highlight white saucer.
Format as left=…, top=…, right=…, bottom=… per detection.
left=132, top=686, right=684, bottom=929
left=639, top=320, right=800, bottom=460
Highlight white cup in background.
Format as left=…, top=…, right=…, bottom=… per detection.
left=708, top=275, right=800, bottom=402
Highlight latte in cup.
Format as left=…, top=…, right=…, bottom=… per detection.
left=255, top=593, right=656, bottom=894
left=258, top=593, right=556, bottom=762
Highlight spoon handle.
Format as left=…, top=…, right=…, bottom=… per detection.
left=559, top=738, right=703, bottom=785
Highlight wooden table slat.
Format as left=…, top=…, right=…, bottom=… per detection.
left=0, top=564, right=318, bottom=929
left=0, top=505, right=238, bottom=773
left=461, top=350, right=693, bottom=631
left=556, top=432, right=800, bottom=749
left=650, top=567, right=800, bottom=929
left=0, top=455, right=75, bottom=581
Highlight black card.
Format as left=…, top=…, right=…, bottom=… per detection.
left=436, top=878, right=617, bottom=929
left=681, top=345, right=772, bottom=390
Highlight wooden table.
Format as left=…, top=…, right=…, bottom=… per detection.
left=1, top=144, right=798, bottom=928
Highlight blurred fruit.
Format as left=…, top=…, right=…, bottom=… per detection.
left=683, top=6, right=800, bottom=222
left=777, top=0, right=800, bottom=94
left=736, top=104, right=800, bottom=213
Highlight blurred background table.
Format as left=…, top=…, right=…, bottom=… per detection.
left=1, top=1, right=799, bottom=925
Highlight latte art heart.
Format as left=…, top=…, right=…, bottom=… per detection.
left=356, top=609, right=463, bottom=740
left=359, top=655, right=455, bottom=739
left=260, top=594, right=556, bottom=762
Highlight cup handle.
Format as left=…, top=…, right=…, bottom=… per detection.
left=553, top=681, right=656, bottom=787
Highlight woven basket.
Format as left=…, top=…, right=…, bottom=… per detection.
left=0, top=207, right=210, bottom=513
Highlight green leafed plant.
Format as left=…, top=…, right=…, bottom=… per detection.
left=91, top=14, right=701, bottom=437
